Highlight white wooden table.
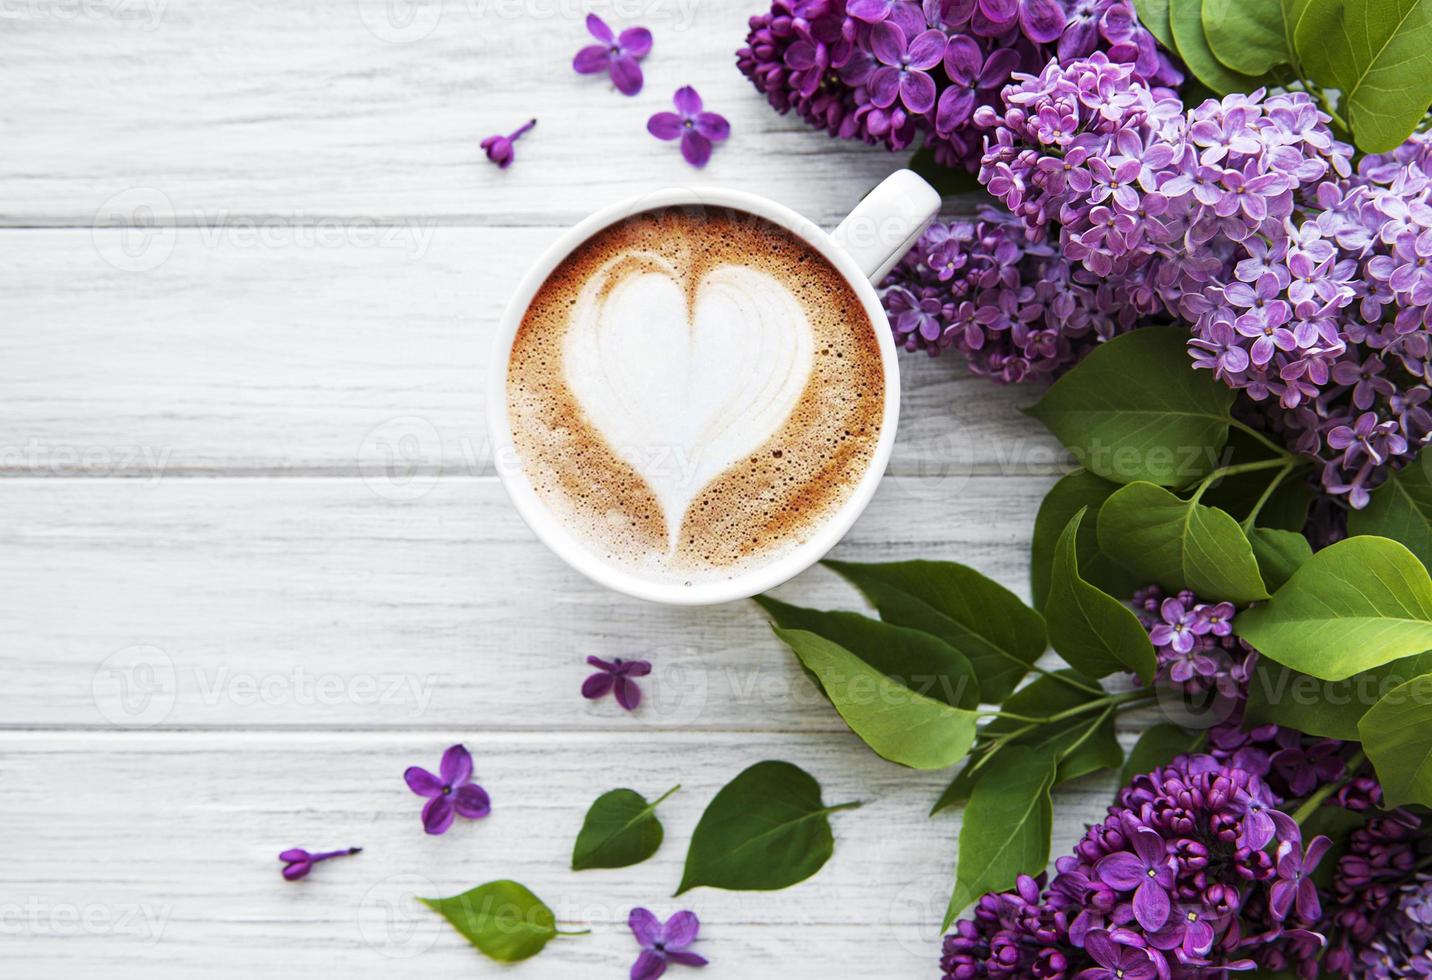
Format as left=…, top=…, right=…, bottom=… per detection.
left=1, top=1, right=1116, bottom=975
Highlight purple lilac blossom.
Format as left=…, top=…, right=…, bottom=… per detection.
left=279, top=846, right=361, bottom=881
left=480, top=119, right=536, bottom=169
left=628, top=907, right=708, bottom=979
left=940, top=751, right=1329, bottom=977
left=403, top=743, right=492, bottom=835
left=573, top=13, right=652, bottom=95
left=879, top=208, right=1140, bottom=379
left=647, top=87, right=731, bottom=168
left=1131, top=586, right=1253, bottom=700
left=977, top=54, right=1432, bottom=506
left=735, top=0, right=1180, bottom=173
left=583, top=655, right=652, bottom=710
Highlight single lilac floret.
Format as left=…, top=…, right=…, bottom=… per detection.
left=403, top=743, right=492, bottom=835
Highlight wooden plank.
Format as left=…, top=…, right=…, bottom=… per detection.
left=0, top=474, right=1057, bottom=728
left=0, top=729, right=1116, bottom=976
left=0, top=229, right=1063, bottom=476
left=2, top=0, right=917, bottom=225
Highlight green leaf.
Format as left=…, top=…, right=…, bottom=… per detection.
left=1119, top=723, right=1203, bottom=785
left=1134, top=0, right=1176, bottom=51
left=1031, top=470, right=1145, bottom=610
left=985, top=671, right=1122, bottom=780
left=1169, top=0, right=1269, bottom=93
left=1349, top=454, right=1432, bottom=570
left=1295, top=0, right=1432, bottom=153
left=1248, top=527, right=1314, bottom=592
left=420, top=881, right=563, bottom=962
left=909, top=144, right=986, bottom=197
left=754, top=597, right=979, bottom=708
left=772, top=628, right=980, bottom=769
left=1024, top=327, right=1235, bottom=487
left=931, top=758, right=984, bottom=815
left=571, top=786, right=678, bottom=871
left=1236, top=536, right=1432, bottom=680
left=1097, top=482, right=1270, bottom=604
left=943, top=745, right=1056, bottom=929
left=677, top=760, right=859, bottom=894
left=1045, top=509, right=1158, bottom=682
left=1359, top=672, right=1432, bottom=807
left=824, top=560, right=1047, bottom=703
left=1202, top=0, right=1293, bottom=74
left=1055, top=709, right=1125, bottom=784
left=1244, top=651, right=1432, bottom=739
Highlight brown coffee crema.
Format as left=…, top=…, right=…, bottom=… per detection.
left=505, top=207, right=884, bottom=583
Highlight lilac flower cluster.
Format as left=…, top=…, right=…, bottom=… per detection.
left=1132, top=586, right=1253, bottom=698
left=941, top=751, right=1330, bottom=977
left=1320, top=812, right=1432, bottom=978
left=879, top=207, right=1139, bottom=378
left=977, top=54, right=1432, bottom=505
left=735, top=0, right=1178, bottom=173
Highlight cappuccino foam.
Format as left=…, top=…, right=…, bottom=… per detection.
left=505, top=207, right=884, bottom=584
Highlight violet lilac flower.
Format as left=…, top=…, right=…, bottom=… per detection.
left=479, top=119, right=535, bottom=169
left=573, top=13, right=652, bottom=96
left=736, top=0, right=1179, bottom=174
left=279, top=846, right=361, bottom=881
left=647, top=87, right=729, bottom=168
left=628, top=907, right=708, bottom=980
left=583, top=655, right=651, bottom=710
left=403, top=743, right=491, bottom=835
left=1095, top=827, right=1174, bottom=930
left=1270, top=834, right=1333, bottom=923
left=976, top=54, right=1432, bottom=507
left=942, top=752, right=1322, bottom=978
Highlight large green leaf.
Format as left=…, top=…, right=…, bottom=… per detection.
left=773, top=628, right=980, bottom=769
left=571, top=786, right=677, bottom=871
left=1169, top=0, right=1268, bottom=93
left=1237, top=536, right=1432, bottom=680
left=1248, top=527, right=1314, bottom=592
left=1134, top=0, right=1176, bottom=50
left=1030, top=470, right=1144, bottom=610
left=1202, top=0, right=1293, bottom=74
left=1119, top=723, right=1203, bottom=786
left=1359, top=673, right=1432, bottom=807
left=1045, top=509, right=1158, bottom=682
left=1295, top=0, right=1432, bottom=152
left=420, top=881, right=561, bottom=962
left=1098, top=482, right=1270, bottom=604
left=677, top=761, right=858, bottom=894
left=824, top=560, right=1047, bottom=703
left=754, top=597, right=979, bottom=708
left=1349, top=454, right=1432, bottom=570
left=1025, top=327, right=1235, bottom=487
left=943, top=745, right=1056, bottom=929
left=1244, top=651, right=1432, bottom=739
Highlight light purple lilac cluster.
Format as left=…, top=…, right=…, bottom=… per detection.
left=735, top=0, right=1178, bottom=173
left=976, top=53, right=1432, bottom=506
left=879, top=207, right=1139, bottom=378
left=941, top=751, right=1331, bottom=977
left=1132, top=586, right=1252, bottom=699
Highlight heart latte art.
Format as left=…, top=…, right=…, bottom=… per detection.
left=506, top=208, right=884, bottom=584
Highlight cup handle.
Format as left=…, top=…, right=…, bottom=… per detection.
left=830, top=169, right=942, bottom=284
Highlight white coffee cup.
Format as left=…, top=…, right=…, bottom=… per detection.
left=488, top=170, right=941, bottom=605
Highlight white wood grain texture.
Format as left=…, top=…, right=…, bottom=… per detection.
left=1, top=227, right=1062, bottom=477
left=0, top=473, right=1056, bottom=728
left=0, top=730, right=1117, bottom=977
left=1, top=0, right=944, bottom=226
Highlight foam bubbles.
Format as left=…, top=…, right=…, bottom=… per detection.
left=506, top=208, right=883, bottom=584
